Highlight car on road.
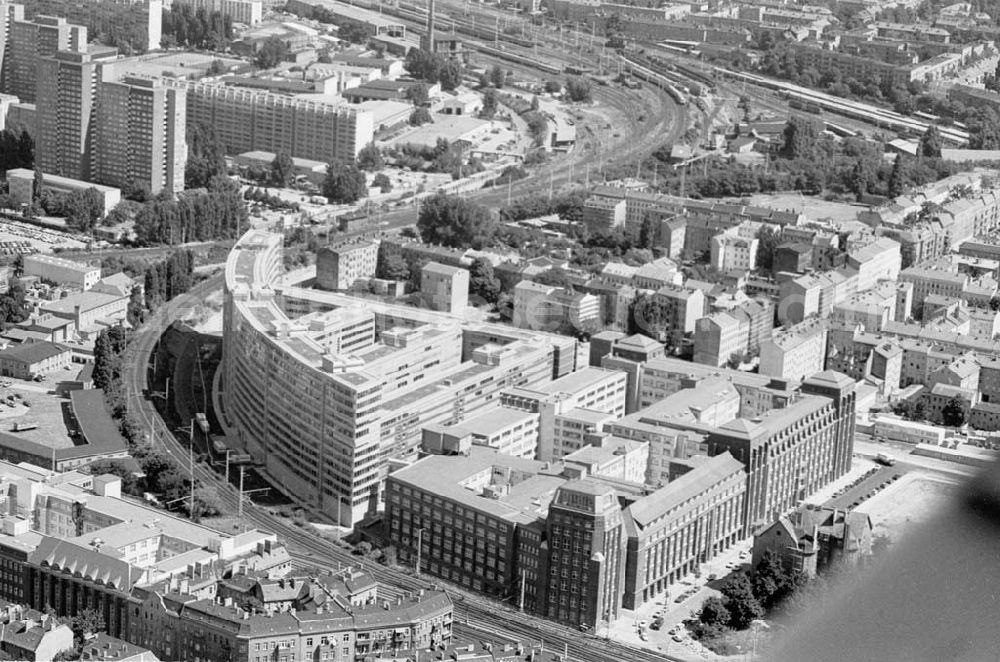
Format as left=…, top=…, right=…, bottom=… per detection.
left=674, top=595, right=685, bottom=603
left=638, top=620, right=648, bottom=629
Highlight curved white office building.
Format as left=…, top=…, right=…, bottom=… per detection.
left=222, top=230, right=579, bottom=525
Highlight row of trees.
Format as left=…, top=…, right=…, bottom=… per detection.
left=161, top=5, right=233, bottom=51
left=93, top=256, right=219, bottom=520
left=693, top=552, right=807, bottom=648
left=0, top=128, right=33, bottom=174
left=254, top=36, right=291, bottom=69
left=38, top=186, right=106, bottom=232
left=143, top=249, right=196, bottom=313
left=133, top=177, right=247, bottom=245
left=185, top=121, right=228, bottom=190
left=404, top=48, right=463, bottom=91
left=748, top=41, right=1000, bottom=150
left=285, top=3, right=374, bottom=45
left=636, top=121, right=958, bottom=201
left=416, top=192, right=497, bottom=250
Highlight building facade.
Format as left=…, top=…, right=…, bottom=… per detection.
left=95, top=76, right=187, bottom=195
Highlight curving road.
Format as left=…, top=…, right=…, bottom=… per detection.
left=123, top=278, right=678, bottom=662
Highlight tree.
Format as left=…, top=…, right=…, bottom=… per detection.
left=699, top=596, right=731, bottom=627
left=439, top=58, right=463, bottom=91
left=270, top=151, right=295, bottom=187
left=564, top=76, right=592, bottom=102
left=468, top=257, right=501, bottom=304
left=720, top=574, right=763, bottom=629
left=488, top=64, right=506, bottom=88
left=417, top=192, right=497, bottom=249
left=93, top=326, right=128, bottom=392
left=126, top=287, right=146, bottom=328
left=0, top=128, right=33, bottom=173
left=544, top=80, right=562, bottom=94
left=377, top=251, right=409, bottom=281
left=919, top=125, right=942, bottom=158
left=32, top=167, right=44, bottom=201
left=322, top=159, right=367, bottom=204
left=89, top=459, right=141, bottom=495
left=0, top=278, right=26, bottom=329
left=185, top=121, right=227, bottom=189
left=481, top=88, right=498, bottom=119
left=192, top=486, right=223, bottom=519
left=738, top=95, right=752, bottom=123
left=751, top=551, right=788, bottom=608
left=372, top=172, right=392, bottom=193
left=887, top=154, right=908, bottom=198
left=404, top=48, right=442, bottom=82
left=781, top=117, right=821, bottom=159
left=941, top=396, right=966, bottom=427
left=357, top=143, right=384, bottom=171
left=409, top=107, right=432, bottom=126
left=405, top=82, right=430, bottom=107
left=638, top=214, right=658, bottom=249
left=254, top=36, right=289, bottom=69
left=755, top=225, right=781, bottom=273
left=70, top=608, right=106, bottom=644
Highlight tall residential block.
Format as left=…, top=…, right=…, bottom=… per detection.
left=162, top=78, right=374, bottom=162
left=5, top=13, right=85, bottom=103
left=36, top=49, right=118, bottom=182
left=0, top=3, right=26, bottom=91
left=95, top=76, right=187, bottom=195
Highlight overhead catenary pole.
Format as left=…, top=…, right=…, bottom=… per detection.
left=186, top=418, right=195, bottom=517
left=238, top=466, right=245, bottom=530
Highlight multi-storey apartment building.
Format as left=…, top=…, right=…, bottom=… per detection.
left=94, top=76, right=187, bottom=195
left=694, top=311, right=748, bottom=367
left=5, top=13, right=85, bottom=103
left=760, top=318, right=829, bottom=382
left=162, top=78, right=374, bottom=161
left=646, top=285, right=705, bottom=347
left=421, top=261, right=469, bottom=313
left=169, top=0, right=263, bottom=25
left=129, top=572, right=452, bottom=662
left=223, top=231, right=579, bottom=525
left=315, top=240, right=378, bottom=291
left=36, top=48, right=118, bottom=182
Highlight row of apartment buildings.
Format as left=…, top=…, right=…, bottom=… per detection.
left=0, top=459, right=452, bottom=662
left=0, top=10, right=373, bottom=199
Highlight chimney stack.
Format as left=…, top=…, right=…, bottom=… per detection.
left=425, top=0, right=436, bottom=53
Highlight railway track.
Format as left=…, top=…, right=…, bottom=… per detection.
left=124, top=278, right=674, bottom=662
